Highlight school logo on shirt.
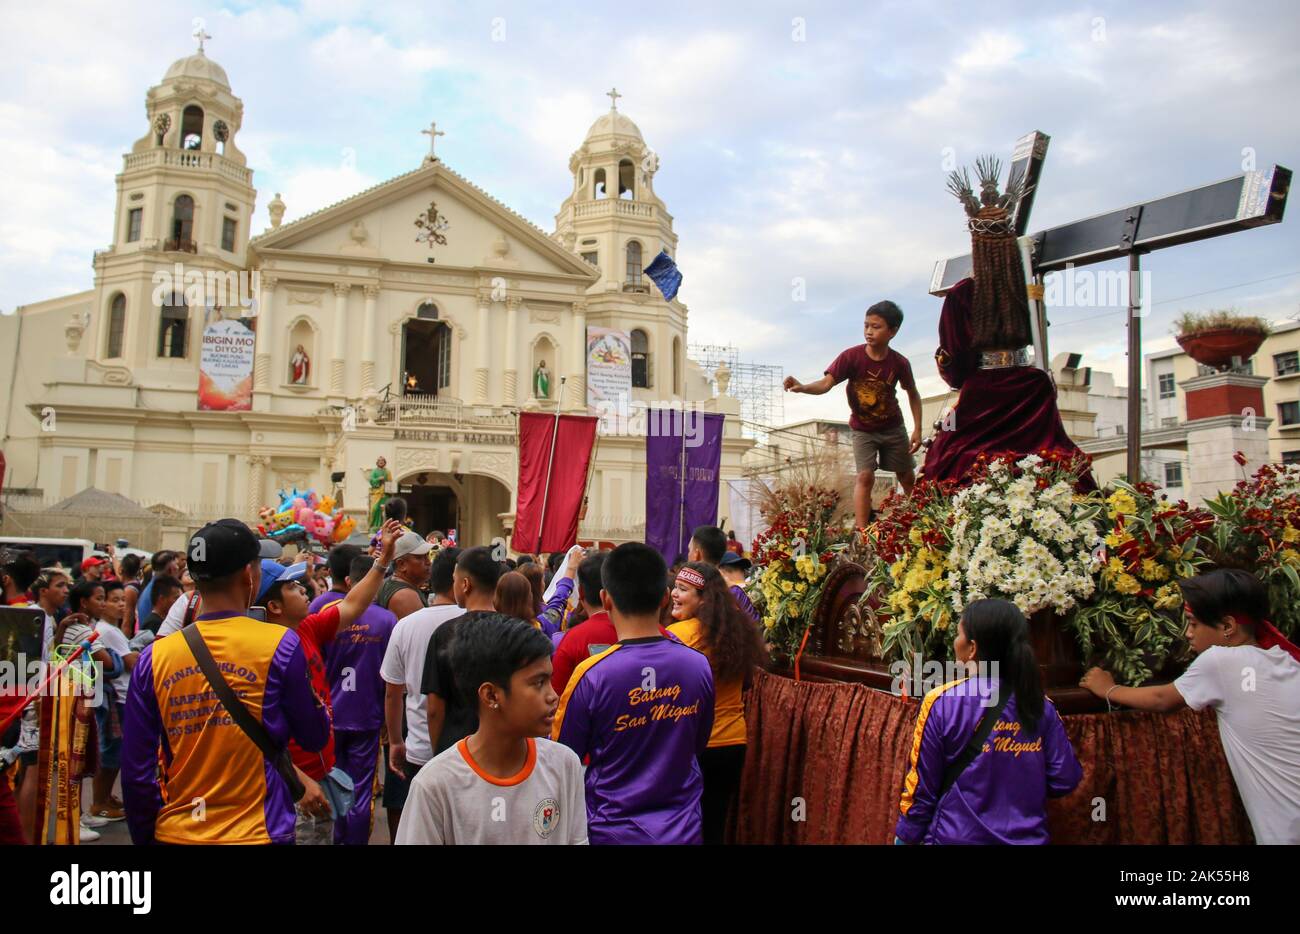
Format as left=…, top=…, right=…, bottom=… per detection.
left=533, top=797, right=560, bottom=838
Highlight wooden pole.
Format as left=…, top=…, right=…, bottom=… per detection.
left=536, top=377, right=567, bottom=552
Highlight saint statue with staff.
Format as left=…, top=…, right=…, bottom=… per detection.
left=362, top=456, right=392, bottom=531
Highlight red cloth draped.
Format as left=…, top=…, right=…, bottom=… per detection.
left=512, top=413, right=598, bottom=554
left=732, top=669, right=1253, bottom=844
left=922, top=278, right=1095, bottom=489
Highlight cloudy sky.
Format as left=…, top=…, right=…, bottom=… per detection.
left=3, top=0, right=1298, bottom=426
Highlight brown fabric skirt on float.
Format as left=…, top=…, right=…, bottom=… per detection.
left=731, top=670, right=1253, bottom=845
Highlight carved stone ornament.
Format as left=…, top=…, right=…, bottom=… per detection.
left=529, top=306, right=561, bottom=325
left=213, top=119, right=229, bottom=142
left=288, top=290, right=323, bottom=306
left=153, top=113, right=172, bottom=137
left=65, top=311, right=89, bottom=355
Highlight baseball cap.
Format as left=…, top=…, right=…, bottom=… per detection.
left=81, top=556, right=108, bottom=572
left=188, top=519, right=282, bottom=582
left=392, top=530, right=432, bottom=560
left=254, top=559, right=286, bottom=604
left=719, top=552, right=752, bottom=572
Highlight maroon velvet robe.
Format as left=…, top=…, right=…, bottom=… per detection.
left=921, top=278, right=1096, bottom=489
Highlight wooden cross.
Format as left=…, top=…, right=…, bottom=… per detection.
left=192, top=23, right=212, bottom=53
left=606, top=87, right=622, bottom=110
left=932, top=133, right=1291, bottom=483
left=421, top=121, right=445, bottom=160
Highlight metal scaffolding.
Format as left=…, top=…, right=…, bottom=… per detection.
left=687, top=343, right=784, bottom=441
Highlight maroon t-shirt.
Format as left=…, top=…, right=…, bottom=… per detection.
left=825, top=345, right=915, bottom=432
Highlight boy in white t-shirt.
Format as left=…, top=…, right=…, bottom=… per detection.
left=395, top=613, right=586, bottom=845
left=1081, top=569, right=1300, bottom=844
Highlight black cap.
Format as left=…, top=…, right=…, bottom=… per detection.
left=720, top=551, right=752, bottom=572
left=188, top=518, right=273, bottom=581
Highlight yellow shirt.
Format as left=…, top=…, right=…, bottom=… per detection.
left=667, top=618, right=746, bottom=748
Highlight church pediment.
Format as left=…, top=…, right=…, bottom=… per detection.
left=250, top=161, right=597, bottom=280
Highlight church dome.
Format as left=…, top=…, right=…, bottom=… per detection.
left=162, top=50, right=231, bottom=90
left=584, top=108, right=643, bottom=143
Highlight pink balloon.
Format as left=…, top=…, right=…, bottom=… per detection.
left=296, top=506, right=316, bottom=530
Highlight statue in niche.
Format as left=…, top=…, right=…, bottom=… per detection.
left=291, top=344, right=311, bottom=384
left=534, top=360, right=551, bottom=399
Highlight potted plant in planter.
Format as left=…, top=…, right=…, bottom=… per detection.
left=1174, top=309, right=1271, bottom=371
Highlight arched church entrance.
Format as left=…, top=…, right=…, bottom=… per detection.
left=396, top=469, right=513, bottom=546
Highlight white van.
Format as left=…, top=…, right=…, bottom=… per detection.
left=0, top=536, right=96, bottom=572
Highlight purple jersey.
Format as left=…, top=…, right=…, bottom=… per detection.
left=308, top=589, right=347, bottom=614
left=895, top=677, right=1082, bottom=845
left=324, top=603, right=397, bottom=732
left=729, top=584, right=760, bottom=624
left=552, top=635, right=715, bottom=845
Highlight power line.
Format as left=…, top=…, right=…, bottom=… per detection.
left=1048, top=270, right=1300, bottom=329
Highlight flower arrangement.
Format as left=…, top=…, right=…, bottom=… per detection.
left=1204, top=462, right=1300, bottom=637
left=1072, top=480, right=1214, bottom=684
left=746, top=448, right=853, bottom=659
left=866, top=450, right=1103, bottom=665
left=1172, top=309, right=1271, bottom=338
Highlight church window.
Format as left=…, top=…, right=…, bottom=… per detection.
left=126, top=208, right=142, bottom=243
left=170, top=195, right=195, bottom=250
left=618, top=159, right=635, bottom=199
left=181, top=105, right=204, bottom=150
left=631, top=328, right=651, bottom=388
left=158, top=293, right=188, bottom=358
left=594, top=168, right=607, bottom=199
left=107, top=294, right=126, bottom=359
left=625, top=240, right=643, bottom=289
left=417, top=302, right=439, bottom=320
left=222, top=216, right=237, bottom=252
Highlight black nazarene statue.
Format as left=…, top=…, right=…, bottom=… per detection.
left=920, top=156, right=1096, bottom=489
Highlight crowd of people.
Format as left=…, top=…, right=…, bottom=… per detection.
left=1, top=493, right=1298, bottom=846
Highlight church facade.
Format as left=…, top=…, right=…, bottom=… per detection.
left=0, top=48, right=750, bottom=550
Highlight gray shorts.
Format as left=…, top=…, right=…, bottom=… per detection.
left=851, top=425, right=914, bottom=475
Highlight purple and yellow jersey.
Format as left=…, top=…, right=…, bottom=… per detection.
left=895, top=676, right=1082, bottom=845
left=120, top=611, right=331, bottom=845
left=325, top=602, right=397, bottom=731
left=551, top=635, right=715, bottom=845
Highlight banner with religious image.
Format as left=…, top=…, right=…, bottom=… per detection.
left=197, top=317, right=256, bottom=411
left=586, top=326, right=632, bottom=433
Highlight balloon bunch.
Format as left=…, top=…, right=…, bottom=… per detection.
left=257, top=487, right=357, bottom=546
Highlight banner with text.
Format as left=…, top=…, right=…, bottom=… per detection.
left=198, top=317, right=256, bottom=411
left=645, top=410, right=724, bottom=561
left=586, top=326, right=632, bottom=433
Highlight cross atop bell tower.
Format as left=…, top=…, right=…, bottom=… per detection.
left=606, top=87, right=622, bottom=110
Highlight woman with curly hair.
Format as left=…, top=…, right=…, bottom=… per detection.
left=668, top=561, right=768, bottom=844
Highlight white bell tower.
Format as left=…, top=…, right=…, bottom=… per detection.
left=89, top=29, right=256, bottom=372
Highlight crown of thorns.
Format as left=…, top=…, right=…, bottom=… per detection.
left=946, top=155, right=1032, bottom=234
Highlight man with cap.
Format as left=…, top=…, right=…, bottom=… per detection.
left=719, top=552, right=760, bottom=625
left=120, top=519, right=330, bottom=844
left=262, top=519, right=403, bottom=845
left=153, top=540, right=284, bottom=640
left=377, top=530, right=432, bottom=620
left=80, top=556, right=109, bottom=583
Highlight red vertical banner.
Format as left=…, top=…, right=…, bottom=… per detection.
left=513, top=412, right=598, bottom=554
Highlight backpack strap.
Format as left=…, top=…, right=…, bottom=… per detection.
left=937, top=683, right=1014, bottom=800
left=181, top=624, right=305, bottom=801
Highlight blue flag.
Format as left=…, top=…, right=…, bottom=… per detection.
left=643, top=250, right=683, bottom=301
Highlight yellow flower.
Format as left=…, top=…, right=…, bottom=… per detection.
left=763, top=615, right=777, bottom=630
left=796, top=581, right=807, bottom=594
left=1105, top=531, right=1133, bottom=548
left=1281, top=549, right=1300, bottom=568
left=1284, top=527, right=1300, bottom=544
left=782, top=581, right=794, bottom=594
left=1114, top=573, right=1141, bottom=595
left=1106, top=490, right=1137, bottom=519
left=1154, top=584, right=1181, bottom=610
left=1164, top=545, right=1183, bottom=561
left=909, top=527, right=924, bottom=546
left=789, top=603, right=801, bottom=618
left=1140, top=558, right=1169, bottom=581
left=935, top=612, right=951, bottom=630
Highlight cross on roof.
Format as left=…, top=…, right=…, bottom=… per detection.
left=606, top=87, right=622, bottom=110
left=421, top=121, right=445, bottom=161
left=192, top=22, right=211, bottom=53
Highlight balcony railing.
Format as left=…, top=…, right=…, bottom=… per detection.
left=374, top=394, right=516, bottom=430
left=573, top=199, right=656, bottom=220
left=123, top=148, right=253, bottom=185
left=163, top=238, right=198, bottom=254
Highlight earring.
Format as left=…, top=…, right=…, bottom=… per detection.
left=491, top=702, right=499, bottom=709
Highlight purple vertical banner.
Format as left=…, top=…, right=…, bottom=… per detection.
left=644, top=409, right=724, bottom=561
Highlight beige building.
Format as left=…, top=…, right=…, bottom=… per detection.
left=0, top=48, right=750, bottom=550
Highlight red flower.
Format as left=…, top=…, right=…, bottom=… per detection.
left=1234, top=451, right=1248, bottom=467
